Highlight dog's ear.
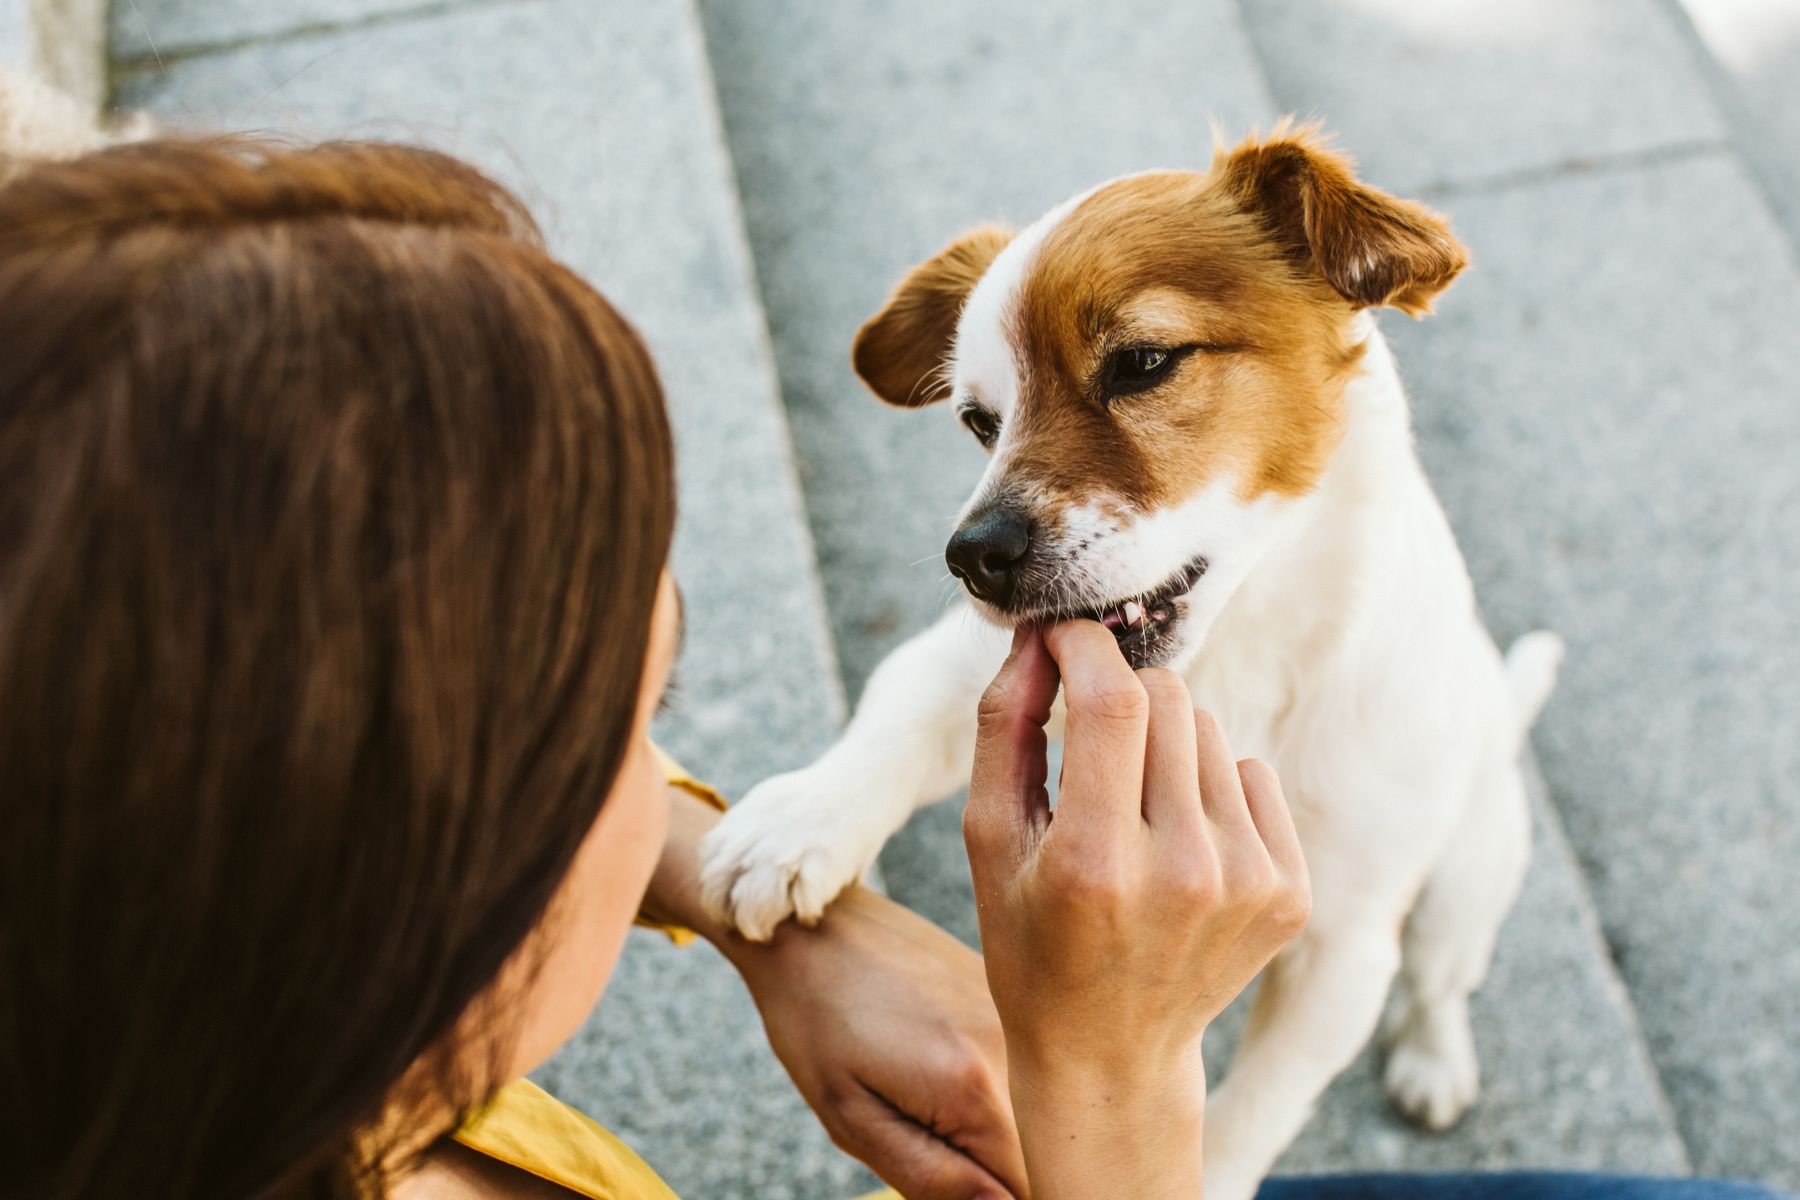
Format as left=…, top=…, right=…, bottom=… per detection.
left=1213, top=123, right=1467, bottom=317
left=852, top=224, right=1013, bottom=407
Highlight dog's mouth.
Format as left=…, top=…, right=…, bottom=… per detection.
left=1024, top=555, right=1209, bottom=668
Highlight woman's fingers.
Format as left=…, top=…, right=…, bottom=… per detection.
left=830, top=1082, right=1017, bottom=1200
left=1137, top=667, right=1204, bottom=834
left=1192, top=711, right=1287, bottom=916
left=1240, top=757, right=1309, bottom=890
left=1042, top=621, right=1149, bottom=838
left=967, top=624, right=1059, bottom=869
left=1193, top=708, right=1252, bottom=833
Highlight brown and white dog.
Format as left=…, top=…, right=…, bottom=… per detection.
left=700, top=124, right=1563, bottom=1196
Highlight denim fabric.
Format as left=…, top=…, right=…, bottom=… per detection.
left=1259, top=1175, right=1791, bottom=1200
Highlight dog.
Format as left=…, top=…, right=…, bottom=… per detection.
left=699, top=123, right=1563, bottom=1197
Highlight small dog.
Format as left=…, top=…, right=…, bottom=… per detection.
left=701, top=124, right=1562, bottom=1197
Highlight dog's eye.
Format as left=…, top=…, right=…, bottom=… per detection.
left=960, top=406, right=1001, bottom=449
left=1104, top=345, right=1179, bottom=398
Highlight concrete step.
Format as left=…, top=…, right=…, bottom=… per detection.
left=696, top=0, right=1692, bottom=1180
left=1669, top=0, right=1800, bottom=252
left=1240, top=1, right=1800, bottom=1187
left=113, top=3, right=864, bottom=1196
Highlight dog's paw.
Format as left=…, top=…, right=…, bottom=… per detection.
left=697, top=767, right=887, bottom=941
left=1383, top=1014, right=1480, bottom=1131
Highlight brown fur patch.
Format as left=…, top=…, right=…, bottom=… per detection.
left=1001, top=126, right=1463, bottom=516
left=852, top=224, right=1013, bottom=407
left=1215, top=122, right=1467, bottom=316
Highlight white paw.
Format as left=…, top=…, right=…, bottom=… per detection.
left=1384, top=1017, right=1480, bottom=1131
left=697, top=766, right=891, bottom=941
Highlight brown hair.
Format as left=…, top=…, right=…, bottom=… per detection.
left=0, top=138, right=676, bottom=1198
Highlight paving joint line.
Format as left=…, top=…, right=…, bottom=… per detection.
left=1415, top=138, right=1731, bottom=201
left=111, top=0, right=532, bottom=86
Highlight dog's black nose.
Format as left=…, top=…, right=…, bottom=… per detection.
left=946, top=506, right=1032, bottom=606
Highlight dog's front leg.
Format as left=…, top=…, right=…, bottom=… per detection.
left=699, top=606, right=1007, bottom=940
left=1202, top=917, right=1404, bottom=1200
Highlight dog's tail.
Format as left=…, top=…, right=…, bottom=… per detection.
left=1504, top=630, right=1565, bottom=737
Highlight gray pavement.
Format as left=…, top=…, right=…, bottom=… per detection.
left=103, top=0, right=1799, bottom=1194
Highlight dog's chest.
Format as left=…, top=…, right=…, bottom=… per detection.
left=1174, top=555, right=1345, bottom=763
left=1179, top=634, right=1304, bottom=764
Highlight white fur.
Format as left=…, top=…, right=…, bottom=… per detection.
left=0, top=67, right=151, bottom=173
left=700, top=188, right=1559, bottom=1199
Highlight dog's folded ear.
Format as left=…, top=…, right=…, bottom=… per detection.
left=852, top=224, right=1013, bottom=407
left=1214, top=123, right=1467, bottom=317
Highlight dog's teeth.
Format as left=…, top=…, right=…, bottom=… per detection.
left=1124, top=601, right=1144, bottom=627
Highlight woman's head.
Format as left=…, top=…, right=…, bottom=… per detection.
left=0, top=139, right=677, bottom=1197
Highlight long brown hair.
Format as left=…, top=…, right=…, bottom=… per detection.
left=0, top=138, right=676, bottom=1198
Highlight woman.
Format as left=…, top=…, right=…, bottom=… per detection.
left=0, top=138, right=1782, bottom=1200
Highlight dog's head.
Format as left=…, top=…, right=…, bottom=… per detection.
left=853, top=125, right=1467, bottom=668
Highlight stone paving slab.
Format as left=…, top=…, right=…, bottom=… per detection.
left=117, top=4, right=864, bottom=1196
left=698, top=0, right=1693, bottom=1179
left=1672, top=0, right=1800, bottom=251
left=1237, top=0, right=1727, bottom=194
left=0, top=0, right=22, bottom=66
left=1387, top=151, right=1800, bottom=1189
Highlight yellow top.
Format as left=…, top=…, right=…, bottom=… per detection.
left=450, top=746, right=898, bottom=1200
left=455, top=1078, right=680, bottom=1200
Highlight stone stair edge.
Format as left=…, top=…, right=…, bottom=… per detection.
left=674, top=0, right=848, bottom=728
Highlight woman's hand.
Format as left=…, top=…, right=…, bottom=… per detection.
left=729, top=888, right=1026, bottom=1200
left=648, top=785, right=1026, bottom=1200
left=963, top=622, right=1311, bottom=1200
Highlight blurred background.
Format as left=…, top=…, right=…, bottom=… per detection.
left=8, top=0, right=1796, bottom=1195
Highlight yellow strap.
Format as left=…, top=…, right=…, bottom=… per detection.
left=651, top=744, right=728, bottom=814
left=454, top=1079, right=679, bottom=1200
